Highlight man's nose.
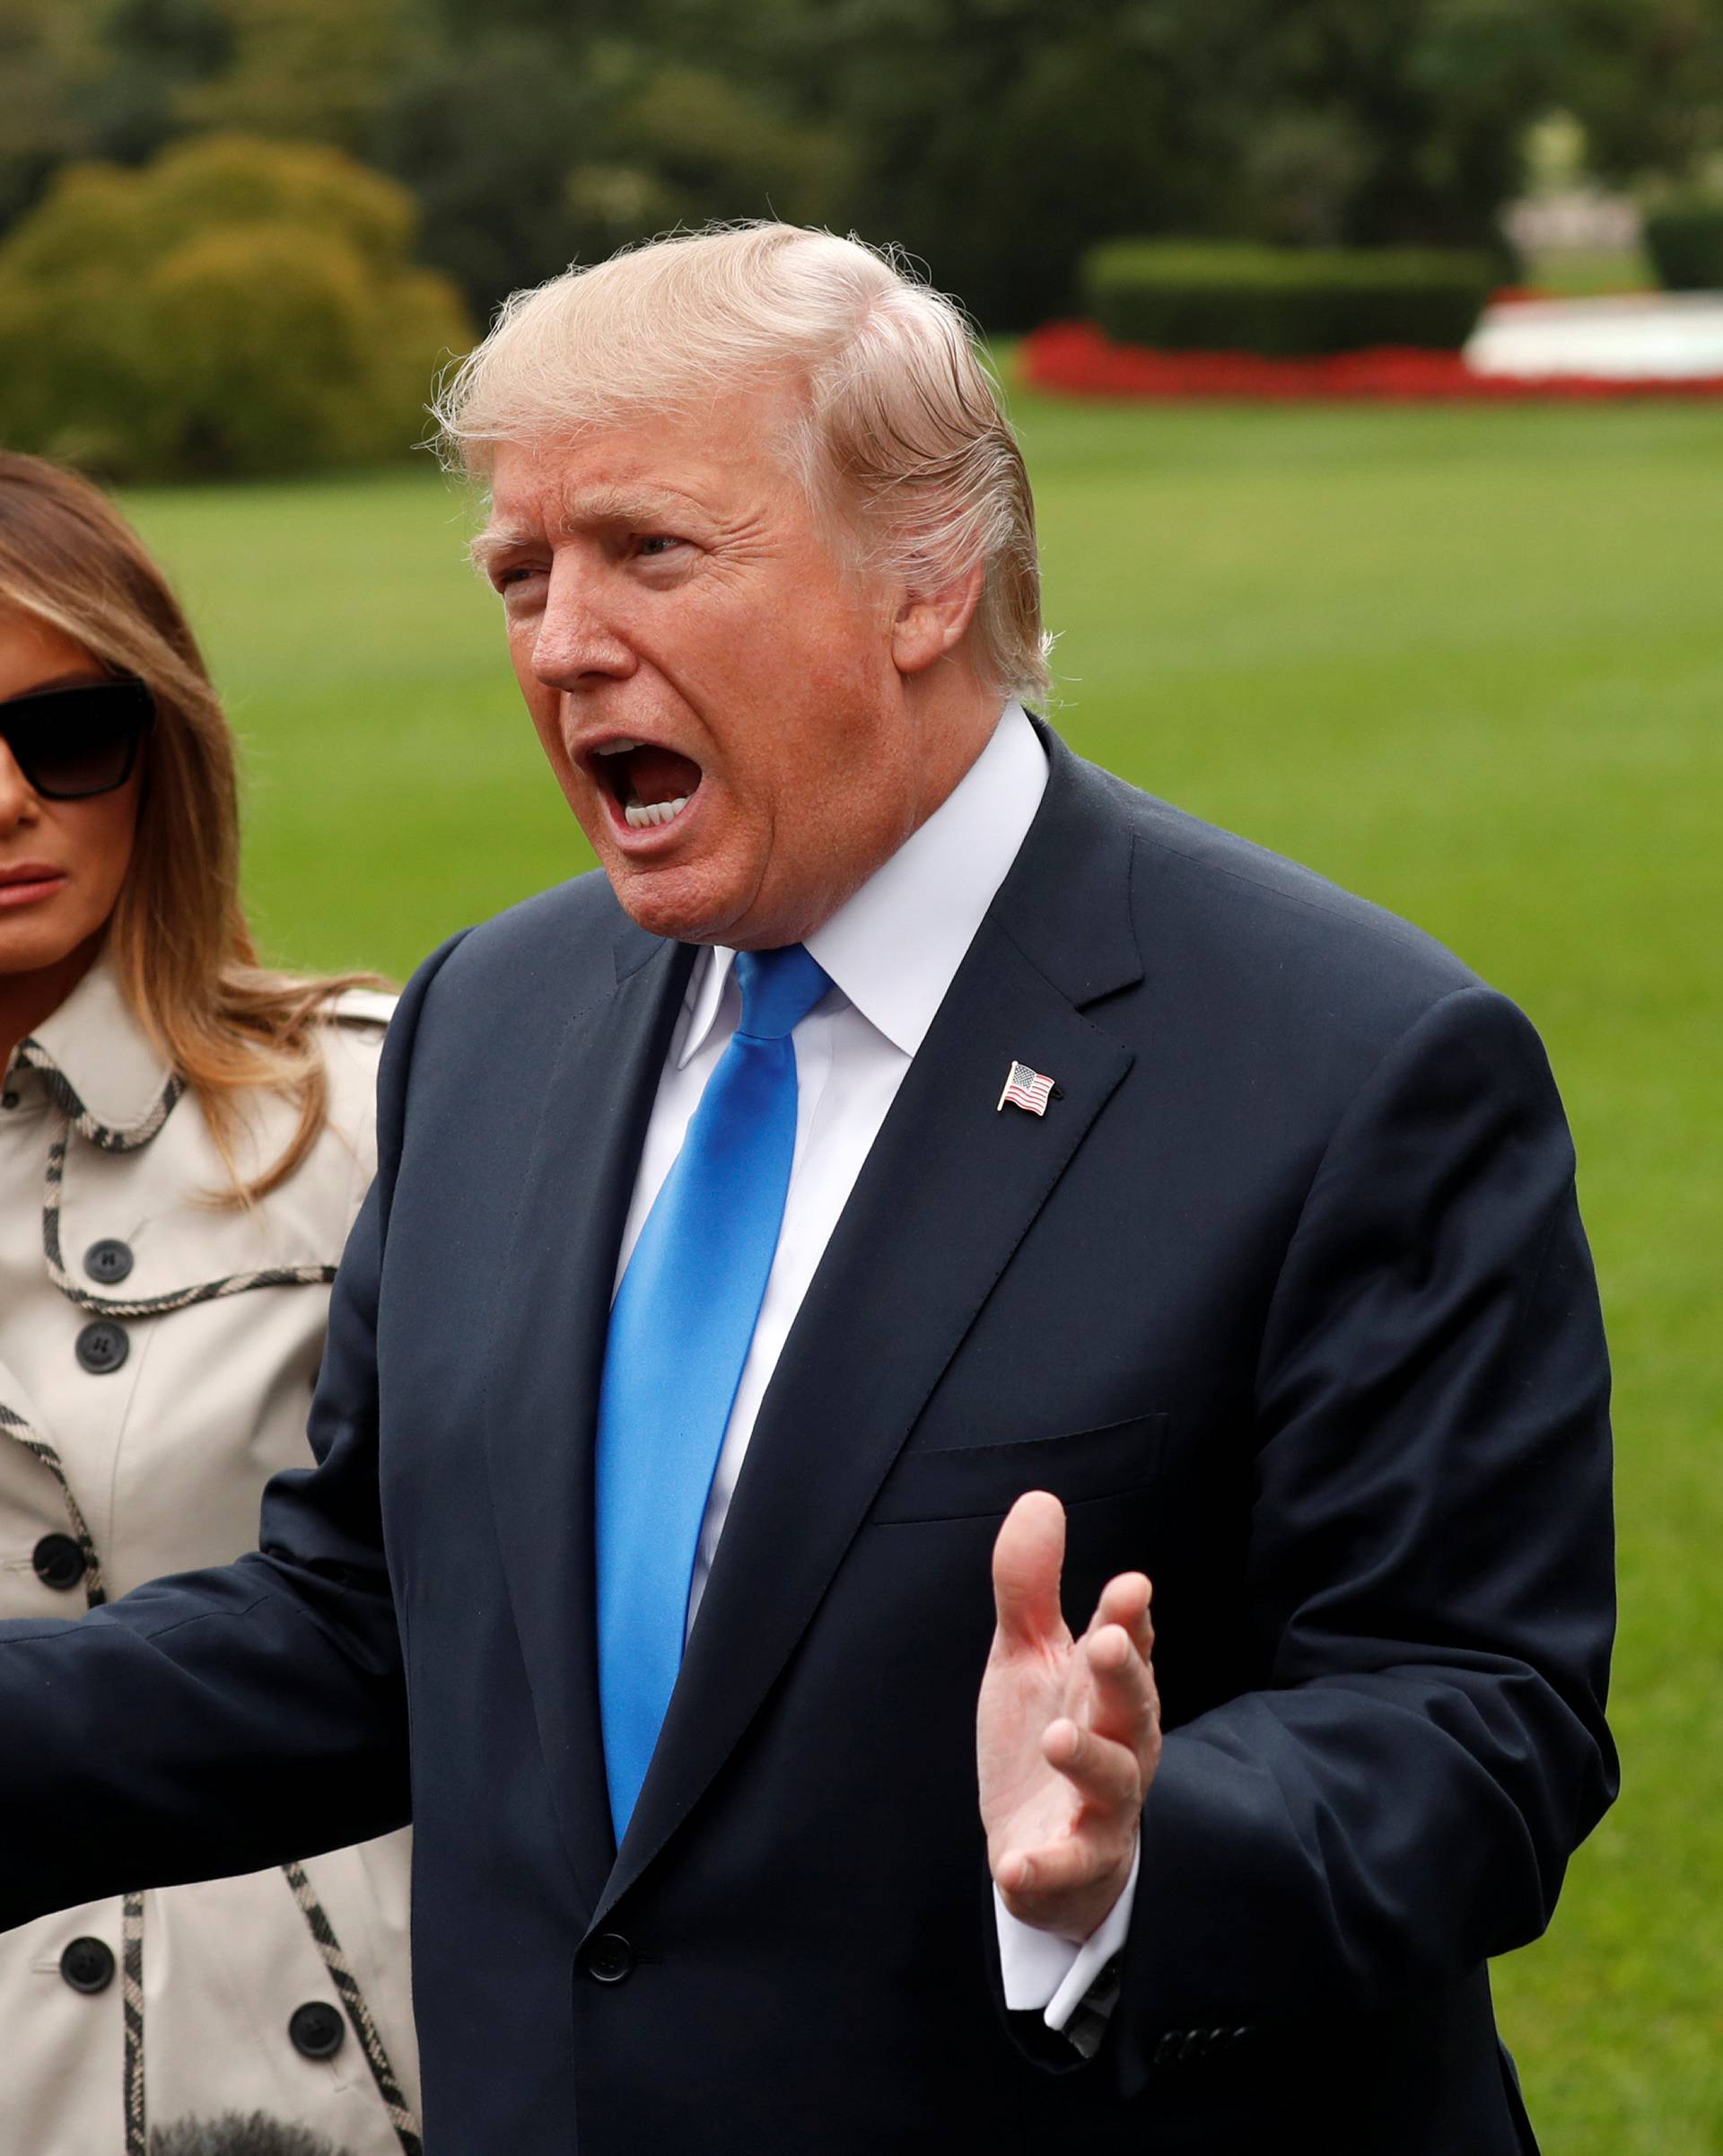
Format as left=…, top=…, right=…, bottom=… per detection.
left=0, top=739, right=39, bottom=833
left=530, top=557, right=636, bottom=688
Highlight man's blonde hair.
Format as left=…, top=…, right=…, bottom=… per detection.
left=432, top=223, right=1051, bottom=704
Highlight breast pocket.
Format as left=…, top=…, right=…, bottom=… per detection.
left=870, top=1411, right=1168, bottom=1525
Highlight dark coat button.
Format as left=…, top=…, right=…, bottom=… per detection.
left=75, top=1320, right=129, bottom=1375
left=288, top=2001, right=345, bottom=2058
left=83, top=1239, right=135, bottom=1286
left=32, top=1532, right=85, bottom=1591
left=582, top=1933, right=634, bottom=1984
left=60, top=1937, right=116, bottom=1994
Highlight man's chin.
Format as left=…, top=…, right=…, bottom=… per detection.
left=604, top=854, right=747, bottom=948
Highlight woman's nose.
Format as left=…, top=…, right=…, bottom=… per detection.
left=0, top=739, right=40, bottom=832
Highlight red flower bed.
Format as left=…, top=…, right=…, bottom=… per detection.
left=1020, top=319, right=1723, bottom=404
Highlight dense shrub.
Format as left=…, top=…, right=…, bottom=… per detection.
left=1643, top=198, right=1723, bottom=292
left=713, top=0, right=1536, bottom=331
left=377, top=44, right=851, bottom=323
left=0, top=134, right=471, bottom=478
left=1080, top=241, right=1498, bottom=356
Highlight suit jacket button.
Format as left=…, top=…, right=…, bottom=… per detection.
left=289, top=2002, right=346, bottom=2058
left=32, top=1532, right=85, bottom=1591
left=75, top=1320, right=129, bottom=1375
left=84, top=1238, right=135, bottom=1285
left=582, top=1933, right=634, bottom=1984
left=60, top=1937, right=116, bottom=1994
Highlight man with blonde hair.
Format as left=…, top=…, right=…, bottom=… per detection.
left=0, top=224, right=1614, bottom=2154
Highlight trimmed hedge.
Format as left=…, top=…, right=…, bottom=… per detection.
left=1080, top=241, right=1498, bottom=357
left=1643, top=199, right=1723, bottom=294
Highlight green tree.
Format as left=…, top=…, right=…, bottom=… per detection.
left=0, top=133, right=470, bottom=477
left=83, top=0, right=234, bottom=162
left=179, top=0, right=408, bottom=153
left=1551, top=0, right=1723, bottom=184
left=376, top=24, right=853, bottom=320
left=0, top=0, right=235, bottom=238
left=709, top=0, right=1551, bottom=327
left=7, top=0, right=1613, bottom=338
left=374, top=28, right=623, bottom=316
left=0, top=0, right=103, bottom=233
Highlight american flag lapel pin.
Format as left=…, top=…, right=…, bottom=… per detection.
left=997, top=1060, right=1057, bottom=1117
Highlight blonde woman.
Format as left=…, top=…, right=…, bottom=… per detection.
left=0, top=453, right=418, bottom=2156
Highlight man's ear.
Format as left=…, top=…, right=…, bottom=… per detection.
left=890, top=561, right=984, bottom=678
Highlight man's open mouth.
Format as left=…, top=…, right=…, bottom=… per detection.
left=591, top=739, right=705, bottom=831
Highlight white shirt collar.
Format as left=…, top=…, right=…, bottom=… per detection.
left=678, top=702, right=1048, bottom=1066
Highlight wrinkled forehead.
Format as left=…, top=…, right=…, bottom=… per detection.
left=475, top=381, right=826, bottom=548
left=483, top=365, right=811, bottom=490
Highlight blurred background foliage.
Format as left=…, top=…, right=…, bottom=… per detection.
left=0, top=132, right=468, bottom=476
left=1, top=0, right=1720, bottom=337
left=2, top=0, right=1721, bottom=473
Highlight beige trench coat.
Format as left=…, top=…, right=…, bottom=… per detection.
left=0, top=960, right=419, bottom=2156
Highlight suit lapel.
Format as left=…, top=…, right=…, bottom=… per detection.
left=601, top=740, right=1142, bottom=1915
left=485, top=918, right=695, bottom=1908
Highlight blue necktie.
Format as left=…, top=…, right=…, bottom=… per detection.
left=595, top=942, right=833, bottom=1838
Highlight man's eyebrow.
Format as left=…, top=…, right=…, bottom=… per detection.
left=474, top=483, right=712, bottom=565
left=555, top=482, right=711, bottom=530
left=470, top=524, right=533, bottom=574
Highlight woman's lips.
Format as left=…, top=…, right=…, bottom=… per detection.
left=0, top=865, right=68, bottom=908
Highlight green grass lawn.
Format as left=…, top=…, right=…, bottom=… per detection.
left=124, top=389, right=1723, bottom=2153
left=1519, top=242, right=1657, bottom=295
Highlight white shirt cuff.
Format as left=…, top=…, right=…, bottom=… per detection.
left=993, top=1838, right=1140, bottom=2033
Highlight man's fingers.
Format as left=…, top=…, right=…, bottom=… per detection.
left=996, top=1831, right=1115, bottom=1907
left=1093, top=1571, right=1153, bottom=1659
left=1082, top=1622, right=1159, bottom=1750
left=991, top=1491, right=1070, bottom=1650
left=1042, top=1716, right=1141, bottom=1810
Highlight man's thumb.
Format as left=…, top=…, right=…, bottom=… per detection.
left=991, top=1490, right=1068, bottom=1648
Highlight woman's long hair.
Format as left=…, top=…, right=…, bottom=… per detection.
left=0, top=451, right=385, bottom=1204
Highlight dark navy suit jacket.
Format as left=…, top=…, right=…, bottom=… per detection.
left=0, top=730, right=1615, bottom=2153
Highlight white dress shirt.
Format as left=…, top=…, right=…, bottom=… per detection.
left=614, top=701, right=1135, bottom=2029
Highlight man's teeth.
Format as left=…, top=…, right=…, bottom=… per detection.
left=625, top=796, right=691, bottom=829
left=595, top=738, right=643, bottom=756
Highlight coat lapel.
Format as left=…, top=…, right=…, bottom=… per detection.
left=600, top=739, right=1143, bottom=1915
left=485, top=917, right=695, bottom=1908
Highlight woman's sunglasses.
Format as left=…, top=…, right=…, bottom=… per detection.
left=0, top=677, right=155, bottom=801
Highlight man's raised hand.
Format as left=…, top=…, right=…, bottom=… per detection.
left=977, top=1490, right=1160, bottom=1941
